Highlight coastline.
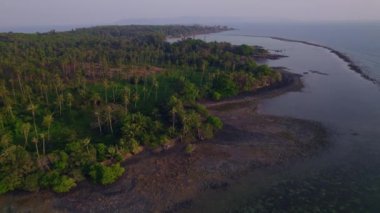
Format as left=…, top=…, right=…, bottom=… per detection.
left=236, top=34, right=378, bottom=85
left=201, top=68, right=303, bottom=109
left=2, top=25, right=380, bottom=213
left=0, top=69, right=328, bottom=212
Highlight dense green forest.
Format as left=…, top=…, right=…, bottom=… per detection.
left=0, top=25, right=281, bottom=194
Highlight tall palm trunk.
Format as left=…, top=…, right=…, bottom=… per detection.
left=24, top=132, right=29, bottom=147
left=98, top=116, right=102, bottom=133
left=107, top=106, right=113, bottom=134
left=112, top=87, right=116, bottom=103
left=32, top=111, right=38, bottom=135
left=47, top=125, right=51, bottom=141
left=105, top=87, right=108, bottom=103
left=41, top=134, right=46, bottom=156
left=95, top=111, right=102, bottom=134
left=10, top=79, right=16, bottom=101
left=17, top=72, right=24, bottom=96
left=32, top=137, right=40, bottom=164
left=172, top=111, right=176, bottom=129
left=35, top=142, right=40, bottom=158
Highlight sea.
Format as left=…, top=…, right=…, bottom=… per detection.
left=187, top=22, right=380, bottom=212
left=223, top=22, right=380, bottom=84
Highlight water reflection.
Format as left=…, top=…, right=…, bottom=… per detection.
left=188, top=32, right=380, bottom=212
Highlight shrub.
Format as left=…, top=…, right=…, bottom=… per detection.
left=40, top=171, right=77, bottom=193
left=202, top=124, right=216, bottom=140
left=51, top=151, right=69, bottom=171
left=211, top=91, right=222, bottom=101
left=207, top=116, right=223, bottom=129
left=193, top=103, right=209, bottom=116
left=0, top=173, right=22, bottom=194
left=127, top=138, right=140, bottom=154
left=115, top=153, right=124, bottom=162
left=255, top=65, right=272, bottom=77
left=40, top=171, right=59, bottom=188
left=178, top=80, right=200, bottom=102
left=96, top=143, right=107, bottom=161
left=70, top=169, right=85, bottom=182
left=212, top=75, right=238, bottom=98
left=185, top=144, right=195, bottom=154
left=52, top=176, right=77, bottom=193
left=23, top=173, right=41, bottom=192
left=235, top=44, right=255, bottom=56
left=89, top=163, right=125, bottom=185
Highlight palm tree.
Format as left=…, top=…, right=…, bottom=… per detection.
left=107, top=146, right=117, bottom=159
left=200, top=60, right=208, bottom=85
left=41, top=84, right=49, bottom=105
left=187, top=112, right=202, bottom=139
left=37, top=80, right=44, bottom=98
left=66, top=92, right=74, bottom=112
left=103, top=80, right=109, bottom=104
left=142, top=86, right=148, bottom=100
left=152, top=77, right=159, bottom=101
left=170, top=107, right=178, bottom=129
left=124, top=86, right=131, bottom=97
left=0, top=114, right=4, bottom=130
left=0, top=80, right=8, bottom=100
left=40, top=133, right=46, bottom=156
left=43, top=113, right=53, bottom=141
left=21, top=122, right=31, bottom=147
left=56, top=94, right=64, bottom=116
left=15, top=69, right=24, bottom=96
left=131, top=91, right=140, bottom=108
left=180, top=114, right=190, bottom=140
left=54, top=75, right=63, bottom=97
left=168, top=96, right=184, bottom=130
left=9, top=79, right=16, bottom=101
left=106, top=105, right=114, bottom=134
left=27, top=103, right=38, bottom=135
left=0, top=133, right=12, bottom=149
left=133, top=76, right=139, bottom=91
left=82, top=138, right=91, bottom=154
left=94, top=110, right=102, bottom=134
left=5, top=102, right=14, bottom=120
left=123, top=90, right=130, bottom=113
left=111, top=83, right=116, bottom=103
left=24, top=85, right=33, bottom=104
left=91, top=92, right=101, bottom=108
left=32, top=137, right=40, bottom=162
left=78, top=88, right=87, bottom=98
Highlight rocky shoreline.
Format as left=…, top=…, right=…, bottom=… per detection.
left=269, top=37, right=378, bottom=85
left=237, top=34, right=378, bottom=85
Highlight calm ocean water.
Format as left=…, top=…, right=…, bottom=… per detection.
left=226, top=22, right=380, bottom=83
left=188, top=23, right=380, bottom=212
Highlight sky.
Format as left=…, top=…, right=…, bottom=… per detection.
left=1, top=0, right=380, bottom=27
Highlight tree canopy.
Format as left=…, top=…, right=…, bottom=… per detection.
left=0, top=25, right=281, bottom=194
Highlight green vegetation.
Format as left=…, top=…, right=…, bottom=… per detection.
left=89, top=163, right=125, bottom=185
left=185, top=144, right=196, bottom=154
left=0, top=25, right=281, bottom=194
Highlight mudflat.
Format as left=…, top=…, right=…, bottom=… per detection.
left=0, top=71, right=328, bottom=213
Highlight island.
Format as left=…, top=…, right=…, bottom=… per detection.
left=0, top=25, right=326, bottom=212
